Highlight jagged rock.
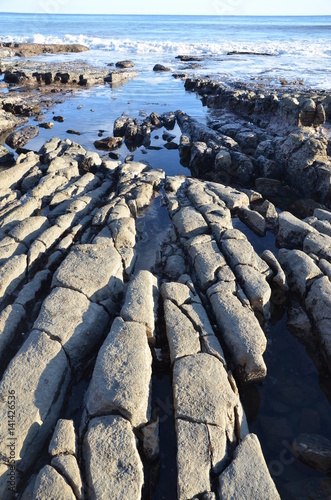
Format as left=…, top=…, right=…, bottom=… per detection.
left=86, top=317, right=152, bottom=427
left=33, top=465, right=76, bottom=500
left=217, top=434, right=280, bottom=499
left=84, top=415, right=144, bottom=499
left=94, top=136, right=122, bottom=150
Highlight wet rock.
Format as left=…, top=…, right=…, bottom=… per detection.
left=33, top=465, right=76, bottom=500
left=0, top=42, right=89, bottom=57
left=53, top=115, right=65, bottom=123
left=176, top=55, right=204, bottom=62
left=217, top=434, right=280, bottom=499
left=86, top=317, right=152, bottom=427
left=5, top=125, right=39, bottom=150
left=116, top=60, right=135, bottom=68
left=104, top=70, right=139, bottom=85
left=292, top=434, right=331, bottom=472
left=164, top=141, right=178, bottom=150
left=153, top=64, right=171, bottom=72
left=39, top=121, right=54, bottom=129
left=84, top=415, right=144, bottom=500
left=94, top=136, right=123, bottom=150
left=0, top=145, right=14, bottom=167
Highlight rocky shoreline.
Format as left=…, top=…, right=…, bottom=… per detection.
left=0, top=45, right=331, bottom=499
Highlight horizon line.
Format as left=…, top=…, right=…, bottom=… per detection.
left=0, top=12, right=330, bottom=17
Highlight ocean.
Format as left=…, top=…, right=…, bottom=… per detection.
left=0, top=13, right=330, bottom=89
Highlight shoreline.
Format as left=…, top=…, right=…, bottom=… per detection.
left=0, top=43, right=331, bottom=499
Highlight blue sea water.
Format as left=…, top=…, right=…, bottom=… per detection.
left=0, top=13, right=330, bottom=88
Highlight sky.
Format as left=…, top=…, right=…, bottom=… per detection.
left=0, top=0, right=330, bottom=16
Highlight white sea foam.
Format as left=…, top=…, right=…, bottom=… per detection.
left=1, top=33, right=330, bottom=59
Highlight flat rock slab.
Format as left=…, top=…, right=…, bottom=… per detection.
left=0, top=331, right=70, bottom=484
left=173, top=206, right=208, bottom=239
left=173, top=353, right=238, bottom=427
left=33, top=465, right=76, bottom=500
left=208, top=281, right=267, bottom=382
left=163, top=299, right=201, bottom=363
left=217, top=434, right=280, bottom=499
left=34, top=287, right=109, bottom=368
left=84, top=415, right=144, bottom=500
left=86, top=317, right=152, bottom=427
left=121, top=270, right=158, bottom=338
left=52, top=244, right=123, bottom=303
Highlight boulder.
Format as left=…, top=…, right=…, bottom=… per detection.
left=5, top=126, right=39, bottom=150
left=292, top=434, right=331, bottom=472
left=153, top=64, right=171, bottom=72
left=116, top=60, right=135, bottom=68
left=94, top=136, right=122, bottom=150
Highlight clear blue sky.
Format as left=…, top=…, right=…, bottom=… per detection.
left=0, top=0, right=330, bottom=16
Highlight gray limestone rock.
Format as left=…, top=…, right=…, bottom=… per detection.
left=33, top=465, right=76, bottom=500
left=52, top=243, right=123, bottom=303
left=49, top=419, right=77, bottom=457
left=239, top=207, right=266, bottom=236
left=84, top=415, right=144, bottom=500
left=208, top=281, right=267, bottom=382
left=173, top=206, right=208, bottom=239
left=277, top=211, right=316, bottom=248
left=0, top=254, right=27, bottom=304
left=34, top=287, right=109, bottom=368
left=303, top=231, right=331, bottom=262
left=278, top=249, right=322, bottom=298
left=173, top=353, right=238, bottom=426
left=0, top=331, right=71, bottom=480
left=0, top=303, right=26, bottom=360
left=121, top=270, right=158, bottom=338
left=306, top=277, right=331, bottom=363
left=188, top=235, right=227, bottom=290
left=217, top=434, right=280, bottom=499
left=86, top=317, right=152, bottom=427
left=163, top=299, right=201, bottom=363
left=51, top=455, right=83, bottom=499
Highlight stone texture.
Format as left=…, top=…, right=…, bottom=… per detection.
left=0, top=303, right=25, bottom=360
left=0, top=254, right=27, bottom=304
left=188, top=235, right=226, bottom=290
left=239, top=207, right=266, bottom=236
left=34, top=287, right=109, bottom=368
left=277, top=211, right=316, bottom=248
left=176, top=419, right=211, bottom=500
left=0, top=331, right=70, bottom=478
left=33, top=465, right=76, bottom=500
left=121, top=270, right=158, bottom=338
left=49, top=419, right=76, bottom=457
left=217, top=434, right=280, bottom=499
left=306, top=277, right=331, bottom=362
left=208, top=281, right=267, bottom=382
left=173, top=206, right=208, bottom=239
left=51, top=455, right=83, bottom=499
left=163, top=299, right=201, bottom=363
left=173, top=353, right=238, bottom=426
left=52, top=244, right=123, bottom=303
left=278, top=249, right=322, bottom=298
left=235, top=264, right=271, bottom=314
left=86, top=317, right=152, bottom=427
left=84, top=415, right=144, bottom=500
left=303, top=231, right=331, bottom=262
